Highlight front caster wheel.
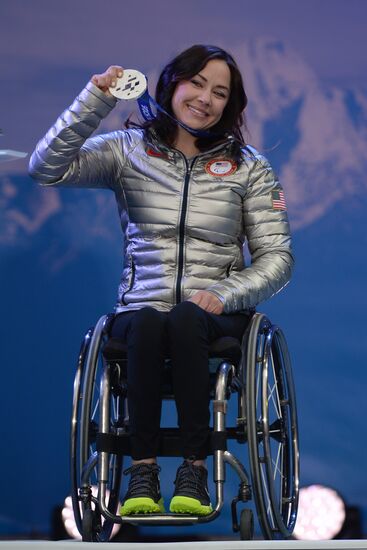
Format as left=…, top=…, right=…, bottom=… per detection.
left=82, top=507, right=100, bottom=542
left=239, top=508, right=254, bottom=540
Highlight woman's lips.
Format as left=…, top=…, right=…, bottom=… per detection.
left=187, top=104, right=209, bottom=118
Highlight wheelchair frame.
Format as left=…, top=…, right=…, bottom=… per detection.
left=70, top=312, right=299, bottom=541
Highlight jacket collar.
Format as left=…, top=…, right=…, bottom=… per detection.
left=146, top=128, right=236, bottom=160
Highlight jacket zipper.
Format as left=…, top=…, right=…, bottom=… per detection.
left=121, top=259, right=136, bottom=305
left=175, top=156, right=197, bottom=304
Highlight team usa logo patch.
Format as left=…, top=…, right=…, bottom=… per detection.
left=205, top=158, right=237, bottom=177
left=271, top=189, right=287, bottom=210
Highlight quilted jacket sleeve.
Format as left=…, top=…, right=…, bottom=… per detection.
left=207, top=154, right=294, bottom=313
left=28, top=82, right=121, bottom=189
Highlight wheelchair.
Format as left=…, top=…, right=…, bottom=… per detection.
left=70, top=310, right=299, bottom=542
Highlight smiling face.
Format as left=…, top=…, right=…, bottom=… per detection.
left=171, top=59, right=231, bottom=132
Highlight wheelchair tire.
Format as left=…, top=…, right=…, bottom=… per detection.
left=239, top=509, right=254, bottom=540
left=70, top=316, right=124, bottom=542
left=246, top=313, right=299, bottom=540
left=82, top=508, right=99, bottom=542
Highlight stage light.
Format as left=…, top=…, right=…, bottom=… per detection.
left=293, top=484, right=346, bottom=540
left=61, top=486, right=121, bottom=540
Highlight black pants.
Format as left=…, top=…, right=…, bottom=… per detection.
left=110, top=301, right=250, bottom=460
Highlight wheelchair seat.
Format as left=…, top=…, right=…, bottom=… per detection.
left=103, top=334, right=242, bottom=367
left=70, top=311, right=299, bottom=542
left=102, top=335, right=242, bottom=398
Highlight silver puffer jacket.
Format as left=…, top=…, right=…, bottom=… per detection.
left=29, top=82, right=294, bottom=314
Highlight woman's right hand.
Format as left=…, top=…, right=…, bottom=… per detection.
left=91, top=66, right=124, bottom=97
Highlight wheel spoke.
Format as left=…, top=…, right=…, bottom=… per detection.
left=260, top=460, right=275, bottom=528
left=91, top=399, right=99, bottom=421
left=267, top=381, right=281, bottom=418
left=272, top=441, right=283, bottom=481
left=268, top=351, right=282, bottom=418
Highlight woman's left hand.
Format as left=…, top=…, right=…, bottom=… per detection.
left=188, top=290, right=224, bottom=315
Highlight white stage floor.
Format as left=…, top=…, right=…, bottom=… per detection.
left=0, top=540, right=366, bottom=549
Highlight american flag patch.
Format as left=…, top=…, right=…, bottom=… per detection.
left=271, top=189, right=287, bottom=210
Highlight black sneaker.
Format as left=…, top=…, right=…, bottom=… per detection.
left=119, top=463, right=165, bottom=515
left=169, top=460, right=213, bottom=515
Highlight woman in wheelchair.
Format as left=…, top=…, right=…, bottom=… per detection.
left=29, top=45, right=293, bottom=519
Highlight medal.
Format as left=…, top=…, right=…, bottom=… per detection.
left=109, top=69, right=147, bottom=100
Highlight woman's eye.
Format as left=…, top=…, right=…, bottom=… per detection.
left=191, top=79, right=201, bottom=87
left=214, top=91, right=227, bottom=99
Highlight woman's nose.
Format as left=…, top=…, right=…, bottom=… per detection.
left=198, top=88, right=211, bottom=105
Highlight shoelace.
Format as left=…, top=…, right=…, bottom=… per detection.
left=174, top=462, right=206, bottom=494
left=123, top=463, right=161, bottom=495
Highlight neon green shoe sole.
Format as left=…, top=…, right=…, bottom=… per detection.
left=169, top=496, right=212, bottom=515
left=120, top=496, right=165, bottom=515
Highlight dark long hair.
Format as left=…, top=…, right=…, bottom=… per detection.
left=126, top=44, right=248, bottom=155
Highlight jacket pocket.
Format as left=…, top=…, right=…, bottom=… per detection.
left=121, top=259, right=136, bottom=305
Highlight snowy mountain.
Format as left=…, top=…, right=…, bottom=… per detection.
left=233, top=39, right=367, bottom=229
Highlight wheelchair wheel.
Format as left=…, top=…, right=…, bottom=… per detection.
left=246, top=313, right=299, bottom=539
left=70, top=315, right=124, bottom=542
